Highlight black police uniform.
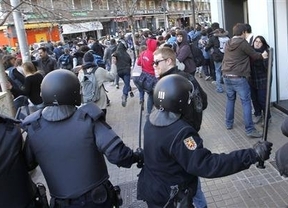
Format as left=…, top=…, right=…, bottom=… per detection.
left=0, top=115, right=37, bottom=208
left=23, top=103, right=138, bottom=207
left=137, top=118, right=258, bottom=207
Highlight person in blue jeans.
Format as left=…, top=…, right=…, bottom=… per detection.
left=222, top=23, right=268, bottom=138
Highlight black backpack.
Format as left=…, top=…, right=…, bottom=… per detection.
left=189, top=43, right=205, bottom=67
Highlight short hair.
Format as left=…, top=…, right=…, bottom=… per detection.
left=38, top=47, right=47, bottom=52
left=211, top=22, right=219, bottom=31
left=233, top=23, right=246, bottom=36
left=245, top=24, right=252, bottom=33
left=110, top=39, right=116, bottom=45
left=153, top=47, right=176, bottom=65
left=22, top=62, right=37, bottom=74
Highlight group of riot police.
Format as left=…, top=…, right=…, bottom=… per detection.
left=1, top=66, right=288, bottom=207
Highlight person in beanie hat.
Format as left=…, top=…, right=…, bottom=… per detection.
left=78, top=51, right=117, bottom=120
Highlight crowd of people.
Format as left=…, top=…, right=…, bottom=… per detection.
left=0, top=21, right=287, bottom=208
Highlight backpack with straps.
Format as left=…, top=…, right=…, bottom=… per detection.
left=80, top=67, right=100, bottom=103
left=59, top=54, right=70, bottom=67
left=189, top=43, right=205, bottom=67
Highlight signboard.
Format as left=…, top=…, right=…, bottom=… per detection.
left=62, top=21, right=103, bottom=34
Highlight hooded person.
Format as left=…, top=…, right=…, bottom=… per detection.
left=113, top=40, right=133, bottom=107
left=175, top=30, right=197, bottom=75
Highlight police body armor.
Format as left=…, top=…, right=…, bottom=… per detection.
left=23, top=104, right=109, bottom=199
left=137, top=117, right=198, bottom=207
left=0, top=115, right=37, bottom=208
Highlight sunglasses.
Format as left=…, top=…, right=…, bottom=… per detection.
left=153, top=59, right=167, bottom=66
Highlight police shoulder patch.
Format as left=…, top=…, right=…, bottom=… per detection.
left=183, top=136, right=197, bottom=150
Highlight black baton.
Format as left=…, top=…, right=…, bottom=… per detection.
left=257, top=47, right=273, bottom=169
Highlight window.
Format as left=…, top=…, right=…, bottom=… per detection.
left=92, top=0, right=108, bottom=10
left=148, top=1, right=155, bottom=10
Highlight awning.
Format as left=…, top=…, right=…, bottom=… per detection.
left=62, top=21, right=103, bottom=35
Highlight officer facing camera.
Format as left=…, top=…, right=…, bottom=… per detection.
left=137, top=74, right=272, bottom=208
left=22, top=69, right=143, bottom=208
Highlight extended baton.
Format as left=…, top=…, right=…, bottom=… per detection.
left=257, top=47, right=273, bottom=169
left=138, top=101, right=144, bottom=149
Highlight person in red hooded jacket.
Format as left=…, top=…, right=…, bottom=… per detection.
left=137, top=38, right=159, bottom=115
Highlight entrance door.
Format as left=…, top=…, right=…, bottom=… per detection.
left=35, top=33, right=47, bottom=43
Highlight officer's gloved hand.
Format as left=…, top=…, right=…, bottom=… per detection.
left=253, top=141, right=273, bottom=162
left=134, top=148, right=144, bottom=168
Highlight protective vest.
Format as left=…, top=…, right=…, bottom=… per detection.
left=137, top=119, right=198, bottom=206
left=0, top=115, right=36, bottom=208
left=23, top=104, right=109, bottom=198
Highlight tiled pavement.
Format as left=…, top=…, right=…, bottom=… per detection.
left=32, top=75, right=288, bottom=208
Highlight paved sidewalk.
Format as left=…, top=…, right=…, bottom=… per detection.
left=32, top=76, right=288, bottom=207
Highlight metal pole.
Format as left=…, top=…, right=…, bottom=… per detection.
left=10, top=0, right=30, bottom=62
left=191, top=0, right=196, bottom=26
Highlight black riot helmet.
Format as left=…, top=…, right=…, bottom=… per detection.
left=153, top=74, right=194, bottom=114
left=41, top=69, right=81, bottom=106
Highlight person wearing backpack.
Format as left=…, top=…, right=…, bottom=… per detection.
left=57, top=48, right=73, bottom=70
left=205, top=24, right=229, bottom=93
left=78, top=51, right=117, bottom=120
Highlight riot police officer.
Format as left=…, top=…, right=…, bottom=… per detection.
left=22, top=69, right=142, bottom=208
left=0, top=114, right=38, bottom=208
left=137, top=74, right=272, bottom=208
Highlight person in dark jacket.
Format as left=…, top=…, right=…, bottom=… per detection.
left=249, top=36, right=271, bottom=126
left=0, top=114, right=39, bottom=208
left=113, top=40, right=134, bottom=107
left=22, top=69, right=143, bottom=208
left=275, top=117, right=288, bottom=177
left=137, top=74, right=272, bottom=208
left=7, top=61, right=43, bottom=107
left=37, top=46, right=57, bottom=76
left=175, top=30, right=196, bottom=75
left=222, top=23, right=268, bottom=138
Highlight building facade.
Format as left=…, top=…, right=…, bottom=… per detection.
left=0, top=0, right=211, bottom=47
left=210, top=0, right=288, bottom=114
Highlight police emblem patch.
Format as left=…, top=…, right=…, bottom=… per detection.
left=183, top=137, right=197, bottom=150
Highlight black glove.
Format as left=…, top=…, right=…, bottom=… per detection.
left=134, top=148, right=144, bottom=168
left=253, top=141, right=273, bottom=162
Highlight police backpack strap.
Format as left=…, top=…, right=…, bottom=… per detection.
left=78, top=102, right=105, bottom=122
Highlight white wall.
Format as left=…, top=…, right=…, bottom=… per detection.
left=273, top=1, right=288, bottom=100
left=210, top=0, right=224, bottom=27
